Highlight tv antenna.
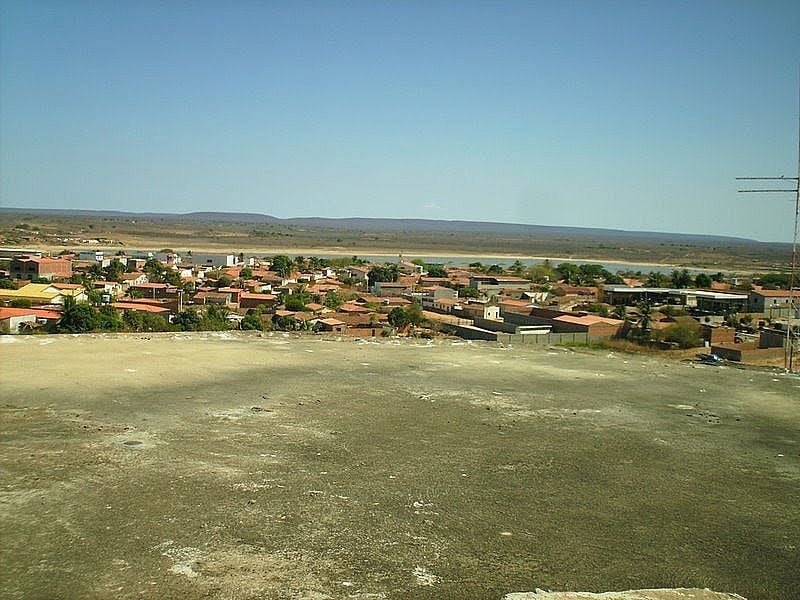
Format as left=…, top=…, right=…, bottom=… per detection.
left=736, top=82, right=800, bottom=372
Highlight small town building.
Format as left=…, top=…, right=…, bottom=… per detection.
left=373, top=281, right=413, bottom=297
left=749, top=289, right=799, bottom=315
left=238, top=293, right=279, bottom=311
left=0, top=283, right=86, bottom=305
left=129, top=283, right=175, bottom=299
left=469, top=275, right=531, bottom=293
left=316, top=317, right=347, bottom=333
left=10, top=256, right=73, bottom=280
left=112, top=302, right=172, bottom=318
left=0, top=307, right=62, bottom=333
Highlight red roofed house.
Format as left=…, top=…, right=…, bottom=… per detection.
left=129, top=283, right=174, bottom=299
left=339, top=303, right=368, bottom=314
left=316, top=317, right=347, bottom=333
left=217, top=287, right=244, bottom=304
left=552, top=314, right=624, bottom=337
left=0, top=307, right=61, bottom=333
left=10, top=256, right=73, bottom=280
left=112, top=302, right=172, bottom=317
left=239, top=293, right=279, bottom=311
left=749, top=289, right=799, bottom=313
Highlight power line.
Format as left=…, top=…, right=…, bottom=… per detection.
left=736, top=81, right=800, bottom=373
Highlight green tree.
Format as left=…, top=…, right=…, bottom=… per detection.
left=58, top=297, right=97, bottom=333
left=758, top=273, right=792, bottom=289
left=458, top=286, right=480, bottom=299
left=141, top=313, right=170, bottom=332
left=585, top=303, right=610, bottom=317
left=324, top=289, right=344, bottom=310
left=175, top=309, right=202, bottom=331
left=637, top=301, right=653, bottom=338
left=577, top=264, right=606, bottom=285
left=556, top=263, right=580, bottom=284
left=405, top=302, right=425, bottom=326
left=510, top=260, right=524, bottom=276
left=86, top=287, right=103, bottom=305
left=388, top=306, right=408, bottom=327
left=272, top=314, right=298, bottom=331
left=122, top=310, right=144, bottom=331
left=88, top=263, right=104, bottom=279
left=367, top=265, right=398, bottom=286
left=469, top=262, right=486, bottom=273
left=95, top=305, right=122, bottom=331
left=284, top=295, right=307, bottom=311
left=486, top=264, right=504, bottom=275
left=201, top=304, right=230, bottom=330
left=241, top=311, right=263, bottom=331
left=144, top=258, right=165, bottom=280
left=425, top=264, right=448, bottom=278
left=105, top=259, right=125, bottom=282
left=239, top=266, right=253, bottom=279
left=271, top=255, right=293, bottom=277
left=163, top=269, right=183, bottom=287
left=525, top=263, right=555, bottom=283
left=662, top=321, right=702, bottom=349
left=604, top=272, right=625, bottom=284
left=645, top=271, right=665, bottom=287
left=671, top=269, right=692, bottom=289
left=694, top=273, right=713, bottom=288
left=9, top=298, right=32, bottom=308
left=309, top=256, right=330, bottom=269
left=612, top=304, right=626, bottom=320
left=216, top=274, right=233, bottom=288
left=0, top=278, right=17, bottom=290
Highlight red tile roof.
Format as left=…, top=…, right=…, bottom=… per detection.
left=318, top=318, right=345, bottom=326
left=339, top=303, right=368, bottom=313
left=0, top=307, right=61, bottom=320
left=753, top=289, right=799, bottom=297
left=554, top=315, right=623, bottom=326
left=131, top=282, right=171, bottom=289
left=239, top=292, right=278, bottom=301
left=112, top=302, right=171, bottom=314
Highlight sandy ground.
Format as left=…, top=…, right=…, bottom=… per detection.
left=1, top=333, right=798, bottom=599
left=503, top=590, right=745, bottom=599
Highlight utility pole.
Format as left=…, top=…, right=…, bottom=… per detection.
left=736, top=85, right=800, bottom=372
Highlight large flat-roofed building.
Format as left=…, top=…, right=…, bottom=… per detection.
left=187, top=253, right=236, bottom=268
left=0, top=248, right=41, bottom=259
left=602, top=286, right=748, bottom=313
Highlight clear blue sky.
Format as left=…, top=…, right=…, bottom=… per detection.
left=1, top=1, right=798, bottom=242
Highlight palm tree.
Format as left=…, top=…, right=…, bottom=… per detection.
left=637, top=301, right=653, bottom=335
left=612, top=304, right=626, bottom=320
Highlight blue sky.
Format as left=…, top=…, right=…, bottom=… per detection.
left=1, top=1, right=798, bottom=242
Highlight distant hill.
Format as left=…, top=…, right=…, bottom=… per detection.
left=0, top=207, right=760, bottom=245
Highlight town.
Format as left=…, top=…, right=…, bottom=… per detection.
left=1, top=247, right=796, bottom=365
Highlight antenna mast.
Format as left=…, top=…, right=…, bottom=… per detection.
left=736, top=79, right=800, bottom=372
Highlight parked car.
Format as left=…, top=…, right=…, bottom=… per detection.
left=697, top=353, right=724, bottom=364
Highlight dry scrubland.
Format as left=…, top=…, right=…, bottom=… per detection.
left=1, top=211, right=793, bottom=271
left=1, top=334, right=798, bottom=599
